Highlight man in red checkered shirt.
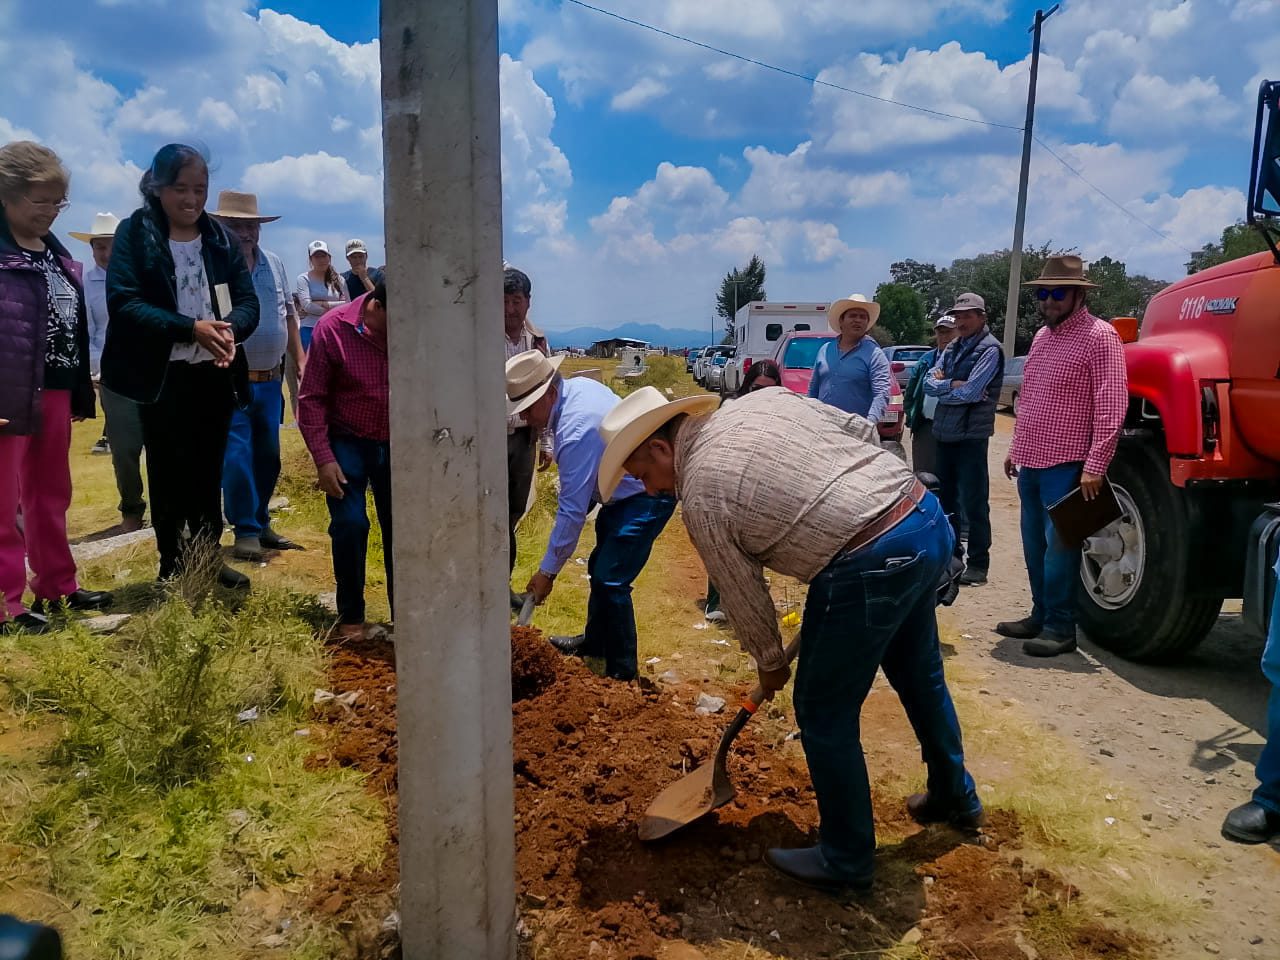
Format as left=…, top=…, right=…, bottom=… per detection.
left=298, top=279, right=392, bottom=642
left=996, top=256, right=1128, bottom=657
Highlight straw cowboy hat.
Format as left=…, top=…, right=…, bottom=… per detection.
left=505, top=349, right=567, bottom=417
left=597, top=386, right=720, bottom=501
left=68, top=212, right=120, bottom=243
left=826, top=293, right=880, bottom=332
left=208, top=190, right=280, bottom=223
left=1022, top=254, right=1098, bottom=289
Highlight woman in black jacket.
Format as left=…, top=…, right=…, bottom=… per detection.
left=101, top=144, right=259, bottom=587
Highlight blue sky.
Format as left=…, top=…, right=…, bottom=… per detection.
left=2, top=0, right=1275, bottom=333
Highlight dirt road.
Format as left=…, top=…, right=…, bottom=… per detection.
left=941, top=414, right=1280, bottom=959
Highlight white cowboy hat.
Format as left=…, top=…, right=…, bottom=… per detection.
left=208, top=190, right=280, bottom=223
left=68, top=212, right=120, bottom=243
left=505, top=349, right=567, bottom=417
left=596, top=386, right=719, bottom=501
left=826, top=293, right=880, bottom=332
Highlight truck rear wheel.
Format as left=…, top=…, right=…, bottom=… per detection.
left=1075, top=438, right=1222, bottom=661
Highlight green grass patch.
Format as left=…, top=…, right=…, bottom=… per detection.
left=0, top=586, right=386, bottom=959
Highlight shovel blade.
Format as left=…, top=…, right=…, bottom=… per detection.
left=638, top=757, right=735, bottom=842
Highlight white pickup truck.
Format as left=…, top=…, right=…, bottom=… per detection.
left=721, top=301, right=828, bottom=395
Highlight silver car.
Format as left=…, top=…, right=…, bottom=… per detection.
left=1000, top=355, right=1026, bottom=414
left=884, top=344, right=932, bottom=388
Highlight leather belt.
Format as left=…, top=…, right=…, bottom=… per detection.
left=248, top=365, right=282, bottom=383
left=840, top=479, right=928, bottom=557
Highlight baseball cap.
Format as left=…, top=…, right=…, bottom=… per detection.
left=307, top=240, right=329, bottom=257
left=946, top=292, right=986, bottom=314
left=345, top=238, right=368, bottom=256
left=934, top=315, right=957, bottom=329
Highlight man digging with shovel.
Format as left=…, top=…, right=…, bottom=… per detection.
left=506, top=350, right=686, bottom=681
left=598, top=386, right=984, bottom=894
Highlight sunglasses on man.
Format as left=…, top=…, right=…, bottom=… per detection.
left=1035, top=287, right=1071, bottom=301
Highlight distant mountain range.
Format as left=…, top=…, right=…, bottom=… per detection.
left=543, top=322, right=720, bottom=350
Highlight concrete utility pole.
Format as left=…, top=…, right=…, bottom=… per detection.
left=1001, top=4, right=1059, bottom=359
left=380, top=2, right=515, bottom=958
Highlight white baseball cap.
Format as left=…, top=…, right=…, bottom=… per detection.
left=345, top=238, right=368, bottom=256
left=307, top=240, right=329, bottom=257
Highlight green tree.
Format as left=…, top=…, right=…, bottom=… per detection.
left=888, top=259, right=950, bottom=316
left=716, top=255, right=767, bottom=336
left=1086, top=256, right=1168, bottom=319
left=1185, top=221, right=1272, bottom=274
left=872, top=282, right=928, bottom=345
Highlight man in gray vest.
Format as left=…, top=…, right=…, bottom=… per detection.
left=923, top=293, right=1004, bottom=585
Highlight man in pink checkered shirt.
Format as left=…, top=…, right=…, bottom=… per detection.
left=996, top=255, right=1128, bottom=658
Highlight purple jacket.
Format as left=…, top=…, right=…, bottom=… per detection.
left=0, top=223, right=96, bottom=436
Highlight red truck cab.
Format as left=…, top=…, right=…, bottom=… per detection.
left=1077, top=80, right=1280, bottom=660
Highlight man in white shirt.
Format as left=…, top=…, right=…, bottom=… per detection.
left=70, top=212, right=145, bottom=532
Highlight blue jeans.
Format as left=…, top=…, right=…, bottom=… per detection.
left=935, top=439, right=991, bottom=570
left=580, top=493, right=675, bottom=680
left=1255, top=560, right=1280, bottom=814
left=1017, top=462, right=1083, bottom=635
left=299, top=325, right=314, bottom=352
left=222, top=380, right=284, bottom=538
left=793, top=492, right=980, bottom=881
left=327, top=435, right=393, bottom=626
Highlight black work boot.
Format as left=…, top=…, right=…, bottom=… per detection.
left=1221, top=801, right=1280, bottom=844
left=995, top=616, right=1040, bottom=640
left=1023, top=629, right=1077, bottom=657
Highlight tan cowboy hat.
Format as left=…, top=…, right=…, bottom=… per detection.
left=1022, top=254, right=1098, bottom=288
left=596, top=386, right=719, bottom=501
left=68, top=212, right=120, bottom=243
left=209, top=190, right=280, bottom=223
left=505, top=349, right=567, bottom=417
left=826, top=293, right=880, bottom=332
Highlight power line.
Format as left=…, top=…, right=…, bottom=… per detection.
left=562, top=0, right=1024, bottom=132
left=1032, top=136, right=1193, bottom=254
left=563, top=0, right=1194, bottom=257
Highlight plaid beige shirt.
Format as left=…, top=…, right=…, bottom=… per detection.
left=675, top=389, right=917, bottom=671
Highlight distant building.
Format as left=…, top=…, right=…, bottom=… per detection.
left=588, top=337, right=649, bottom=359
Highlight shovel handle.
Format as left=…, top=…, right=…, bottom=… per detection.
left=740, top=634, right=802, bottom=714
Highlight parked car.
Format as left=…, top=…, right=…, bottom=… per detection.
left=686, top=347, right=703, bottom=374
left=772, top=332, right=904, bottom=444
left=705, top=349, right=734, bottom=392
left=694, top=345, right=733, bottom=386
left=721, top=300, right=828, bottom=394
left=883, top=344, right=932, bottom=388
left=999, top=355, right=1026, bottom=414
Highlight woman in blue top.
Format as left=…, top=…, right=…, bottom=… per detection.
left=809, top=292, right=891, bottom=424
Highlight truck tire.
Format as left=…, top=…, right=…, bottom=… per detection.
left=1075, top=437, right=1223, bottom=661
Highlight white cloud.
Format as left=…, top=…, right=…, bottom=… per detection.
left=611, top=77, right=669, bottom=112
left=197, top=98, right=238, bottom=131
left=242, top=152, right=381, bottom=209
left=114, top=86, right=189, bottom=135
left=238, top=73, right=286, bottom=113
left=499, top=54, right=572, bottom=244
left=740, top=142, right=910, bottom=213
left=1109, top=74, right=1237, bottom=136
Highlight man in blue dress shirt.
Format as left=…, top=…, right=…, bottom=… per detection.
left=809, top=293, right=891, bottom=424
left=506, top=350, right=697, bottom=680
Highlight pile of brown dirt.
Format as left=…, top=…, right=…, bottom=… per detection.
left=307, top=626, right=1145, bottom=960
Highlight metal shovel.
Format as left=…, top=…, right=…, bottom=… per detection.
left=638, top=635, right=800, bottom=842
left=516, top=593, right=535, bottom=627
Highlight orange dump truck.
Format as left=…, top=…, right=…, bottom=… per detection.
left=1077, top=79, right=1280, bottom=660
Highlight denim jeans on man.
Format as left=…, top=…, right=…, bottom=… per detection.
left=326, top=434, right=394, bottom=625
left=1017, top=462, right=1083, bottom=636
left=223, top=380, right=284, bottom=538
left=935, top=438, right=992, bottom=571
left=579, top=493, right=675, bottom=680
left=1254, top=558, right=1280, bottom=815
left=793, top=492, right=980, bottom=882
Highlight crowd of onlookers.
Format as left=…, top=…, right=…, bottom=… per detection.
left=2, top=131, right=1275, bottom=864
left=0, top=138, right=388, bottom=638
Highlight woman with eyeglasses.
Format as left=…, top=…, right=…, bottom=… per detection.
left=703, top=357, right=784, bottom=623
left=101, top=143, right=259, bottom=588
left=0, top=140, right=112, bottom=633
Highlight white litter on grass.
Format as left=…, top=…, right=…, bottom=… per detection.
left=1104, top=817, right=1117, bottom=826
left=707, top=638, right=729, bottom=646
left=314, top=689, right=361, bottom=710
left=294, top=728, right=311, bottom=738
left=645, top=657, right=662, bottom=665
left=244, top=754, right=254, bottom=763
left=694, top=693, right=726, bottom=716
left=236, top=706, right=259, bottom=723
left=381, top=911, right=401, bottom=933
left=692, top=622, right=708, bottom=631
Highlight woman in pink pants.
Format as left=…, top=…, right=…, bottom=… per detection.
left=0, top=140, right=111, bottom=634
